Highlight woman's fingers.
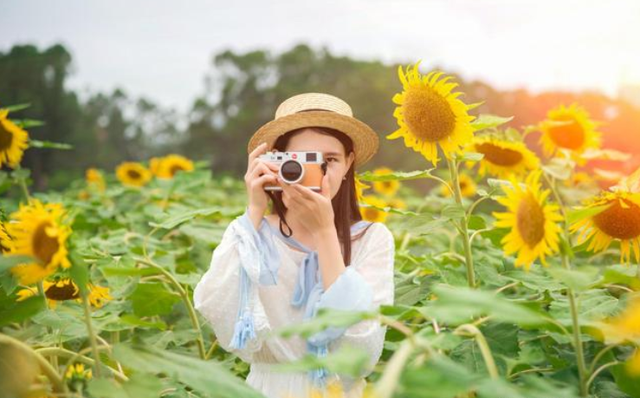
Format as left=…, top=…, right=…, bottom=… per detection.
left=250, top=162, right=277, bottom=180
left=248, top=142, right=268, bottom=169
left=251, top=173, right=277, bottom=191
left=248, top=157, right=279, bottom=176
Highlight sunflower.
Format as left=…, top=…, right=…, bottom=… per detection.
left=16, top=277, right=112, bottom=309
left=354, top=175, right=370, bottom=203
left=65, top=363, right=92, bottom=380
left=0, top=221, right=13, bottom=253
left=0, top=108, right=30, bottom=169
left=492, top=170, right=563, bottom=269
left=85, top=168, right=106, bottom=191
left=539, top=103, right=601, bottom=164
left=570, top=190, right=640, bottom=264
left=116, top=162, right=152, bottom=187
left=154, top=154, right=194, bottom=179
left=5, top=199, right=72, bottom=285
left=371, top=167, right=400, bottom=196
left=467, top=136, right=540, bottom=179
left=388, top=198, right=407, bottom=210
left=441, top=173, right=476, bottom=198
left=149, top=156, right=163, bottom=176
left=387, top=61, right=476, bottom=166
left=360, top=196, right=389, bottom=223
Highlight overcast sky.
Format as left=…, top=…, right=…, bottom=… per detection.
left=2, top=0, right=639, bottom=113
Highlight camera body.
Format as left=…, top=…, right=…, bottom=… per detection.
left=258, top=151, right=327, bottom=191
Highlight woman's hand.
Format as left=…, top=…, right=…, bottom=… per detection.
left=279, top=173, right=335, bottom=237
left=245, top=142, right=279, bottom=227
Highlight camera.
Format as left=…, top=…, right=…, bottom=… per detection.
left=258, top=151, right=327, bottom=191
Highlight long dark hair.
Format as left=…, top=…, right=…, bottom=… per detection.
left=267, top=126, right=374, bottom=266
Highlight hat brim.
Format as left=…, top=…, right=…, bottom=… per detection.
left=247, top=111, right=379, bottom=168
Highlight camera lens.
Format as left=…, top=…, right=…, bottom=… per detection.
left=280, top=160, right=303, bottom=183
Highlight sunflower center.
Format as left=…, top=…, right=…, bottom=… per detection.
left=475, top=143, right=523, bottom=166
left=548, top=116, right=585, bottom=150
left=593, top=199, right=640, bottom=240
left=403, top=86, right=456, bottom=142
left=33, top=221, right=60, bottom=265
left=45, top=280, right=80, bottom=301
left=460, top=181, right=468, bottom=190
left=0, top=121, right=14, bottom=150
left=364, top=208, right=380, bottom=220
left=516, top=193, right=546, bottom=247
left=127, top=169, right=141, bottom=179
left=169, top=164, right=185, bottom=177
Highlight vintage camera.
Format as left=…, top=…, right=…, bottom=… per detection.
left=258, top=151, right=327, bottom=191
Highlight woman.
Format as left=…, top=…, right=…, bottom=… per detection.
left=193, top=93, right=395, bottom=398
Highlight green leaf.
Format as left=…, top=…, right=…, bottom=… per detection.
left=28, top=139, right=73, bottom=149
left=468, top=215, right=487, bottom=230
left=399, top=355, right=480, bottom=398
left=611, top=362, right=640, bottom=398
left=395, top=213, right=450, bottom=236
left=455, top=151, right=484, bottom=162
left=0, top=293, right=45, bottom=327
left=272, top=344, right=370, bottom=378
left=3, top=103, right=31, bottom=113
left=276, top=308, right=376, bottom=339
left=441, top=204, right=465, bottom=220
left=12, top=119, right=44, bottom=129
left=119, top=314, right=168, bottom=330
left=69, top=251, right=90, bottom=296
left=112, top=342, right=265, bottom=398
left=566, top=204, right=611, bottom=225
left=542, top=157, right=575, bottom=181
left=423, top=284, right=550, bottom=327
left=359, top=202, right=419, bottom=216
left=149, top=207, right=224, bottom=229
left=130, top=283, right=181, bottom=317
left=471, top=114, right=514, bottom=131
left=357, top=169, right=435, bottom=182
left=547, top=265, right=600, bottom=292
left=0, top=255, right=37, bottom=275
left=87, top=373, right=164, bottom=398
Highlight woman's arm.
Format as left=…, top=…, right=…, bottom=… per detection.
left=315, top=227, right=347, bottom=290
left=307, top=223, right=396, bottom=376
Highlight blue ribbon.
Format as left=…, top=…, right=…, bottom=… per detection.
left=230, top=209, right=371, bottom=388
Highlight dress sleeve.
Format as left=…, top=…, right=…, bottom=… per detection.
left=192, top=209, right=280, bottom=362
left=307, top=223, right=395, bottom=377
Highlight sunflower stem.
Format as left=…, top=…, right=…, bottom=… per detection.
left=562, top=253, right=589, bottom=397
left=447, top=157, right=476, bottom=288
left=14, top=164, right=31, bottom=203
left=81, top=289, right=103, bottom=378
left=454, top=324, right=499, bottom=379
left=137, top=257, right=207, bottom=359
left=545, top=172, right=589, bottom=397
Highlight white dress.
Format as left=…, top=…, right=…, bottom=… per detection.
left=193, top=209, right=395, bottom=398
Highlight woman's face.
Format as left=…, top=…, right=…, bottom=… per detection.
left=283, top=129, right=355, bottom=200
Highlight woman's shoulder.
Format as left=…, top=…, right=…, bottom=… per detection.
left=352, top=220, right=394, bottom=244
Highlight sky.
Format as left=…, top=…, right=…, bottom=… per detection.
left=2, top=0, right=639, bottom=113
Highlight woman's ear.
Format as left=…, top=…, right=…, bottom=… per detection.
left=346, top=151, right=355, bottom=170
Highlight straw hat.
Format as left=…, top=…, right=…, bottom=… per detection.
left=247, top=92, right=379, bottom=168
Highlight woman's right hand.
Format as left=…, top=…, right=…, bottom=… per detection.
left=245, top=142, right=280, bottom=222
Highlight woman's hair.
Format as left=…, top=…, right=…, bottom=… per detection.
left=267, top=126, right=374, bottom=266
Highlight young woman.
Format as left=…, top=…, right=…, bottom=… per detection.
left=193, top=93, right=395, bottom=398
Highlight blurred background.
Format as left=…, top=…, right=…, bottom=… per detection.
left=1, top=0, right=639, bottom=191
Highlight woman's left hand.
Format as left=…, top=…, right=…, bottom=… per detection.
left=279, top=174, right=335, bottom=236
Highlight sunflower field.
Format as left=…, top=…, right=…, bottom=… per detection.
left=1, top=61, right=640, bottom=398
